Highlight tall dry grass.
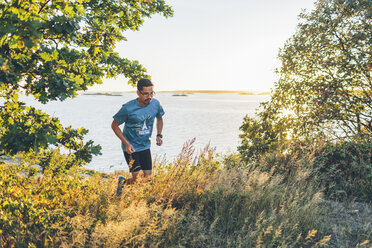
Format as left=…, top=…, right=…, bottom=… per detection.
left=1, top=139, right=371, bottom=247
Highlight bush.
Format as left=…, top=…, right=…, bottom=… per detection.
left=314, top=140, right=372, bottom=201
left=246, top=138, right=372, bottom=202
left=0, top=162, right=95, bottom=247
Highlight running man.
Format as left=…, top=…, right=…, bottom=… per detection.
left=111, top=79, right=164, bottom=195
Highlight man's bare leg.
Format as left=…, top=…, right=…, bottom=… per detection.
left=117, top=170, right=152, bottom=196
left=126, top=171, right=140, bottom=184
left=119, top=170, right=151, bottom=189
left=143, top=170, right=152, bottom=181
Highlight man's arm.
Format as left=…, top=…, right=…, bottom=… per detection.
left=156, top=117, right=163, bottom=146
left=111, top=120, right=135, bottom=154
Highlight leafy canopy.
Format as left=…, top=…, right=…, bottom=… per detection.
left=0, top=0, right=173, bottom=164
left=239, top=0, right=371, bottom=162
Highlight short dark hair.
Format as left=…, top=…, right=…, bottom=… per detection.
left=137, top=78, right=153, bottom=91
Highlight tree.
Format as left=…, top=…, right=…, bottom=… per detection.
left=0, top=0, right=173, bottom=165
left=239, top=0, right=371, bottom=161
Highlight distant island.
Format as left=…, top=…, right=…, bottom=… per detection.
left=82, top=92, right=123, bottom=96
left=172, top=93, right=188, bottom=96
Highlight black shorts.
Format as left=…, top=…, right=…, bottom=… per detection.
left=124, top=149, right=152, bottom=173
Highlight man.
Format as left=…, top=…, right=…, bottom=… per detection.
left=111, top=78, right=164, bottom=195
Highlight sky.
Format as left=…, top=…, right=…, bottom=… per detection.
left=88, top=0, right=316, bottom=93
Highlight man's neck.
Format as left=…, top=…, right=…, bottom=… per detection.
left=137, top=98, right=146, bottom=106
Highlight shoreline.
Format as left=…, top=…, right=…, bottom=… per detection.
left=81, top=90, right=271, bottom=96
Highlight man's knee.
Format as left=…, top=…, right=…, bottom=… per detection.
left=143, top=170, right=152, bottom=177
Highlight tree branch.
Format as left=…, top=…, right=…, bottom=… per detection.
left=39, top=0, right=51, bottom=14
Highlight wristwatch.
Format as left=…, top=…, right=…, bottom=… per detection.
left=157, top=134, right=163, bottom=138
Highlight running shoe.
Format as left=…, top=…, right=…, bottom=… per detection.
left=116, top=175, right=126, bottom=196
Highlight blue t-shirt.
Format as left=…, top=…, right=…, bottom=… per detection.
left=113, top=98, right=165, bottom=152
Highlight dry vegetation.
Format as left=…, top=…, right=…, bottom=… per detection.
left=0, top=139, right=371, bottom=247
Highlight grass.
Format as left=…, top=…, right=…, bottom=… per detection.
left=0, top=139, right=371, bottom=247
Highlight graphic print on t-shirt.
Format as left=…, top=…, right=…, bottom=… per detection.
left=138, top=114, right=153, bottom=135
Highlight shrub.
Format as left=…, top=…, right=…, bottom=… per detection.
left=248, top=138, right=372, bottom=202
left=313, top=139, right=372, bottom=201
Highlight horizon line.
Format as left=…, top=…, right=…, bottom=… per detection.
left=81, top=90, right=272, bottom=95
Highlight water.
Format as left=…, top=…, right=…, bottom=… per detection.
left=20, top=93, right=270, bottom=172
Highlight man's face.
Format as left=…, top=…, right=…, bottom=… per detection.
left=137, top=86, right=154, bottom=105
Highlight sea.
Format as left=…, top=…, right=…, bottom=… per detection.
left=19, top=93, right=270, bottom=172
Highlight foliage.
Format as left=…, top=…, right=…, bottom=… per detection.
left=0, top=93, right=101, bottom=165
left=2, top=140, right=371, bottom=247
left=247, top=136, right=372, bottom=202
left=0, top=93, right=62, bottom=155
left=239, top=0, right=371, bottom=162
left=0, top=0, right=173, bottom=98
left=275, top=0, right=371, bottom=137
left=0, top=0, right=173, bottom=164
left=313, top=138, right=372, bottom=201
left=238, top=101, right=290, bottom=163
left=0, top=160, right=94, bottom=247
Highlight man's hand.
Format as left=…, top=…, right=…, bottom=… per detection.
left=126, top=143, right=135, bottom=154
left=156, top=136, right=163, bottom=146
left=112, top=120, right=135, bottom=154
